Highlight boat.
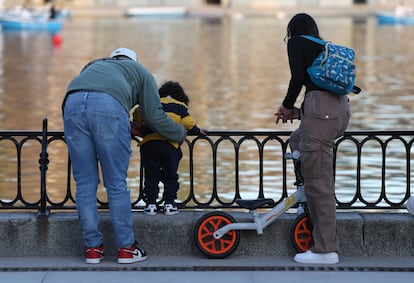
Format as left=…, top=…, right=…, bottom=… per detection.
left=375, top=11, right=414, bottom=25
left=0, top=6, right=64, bottom=31
left=125, top=6, right=187, bottom=18
left=0, top=16, right=62, bottom=31
left=0, top=5, right=70, bottom=19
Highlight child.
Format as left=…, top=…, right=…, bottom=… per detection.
left=133, top=81, right=206, bottom=215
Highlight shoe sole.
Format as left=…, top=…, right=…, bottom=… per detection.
left=293, top=250, right=339, bottom=265
left=164, top=211, right=179, bottom=215
left=85, top=257, right=103, bottom=264
left=118, top=255, right=147, bottom=264
left=293, top=255, right=339, bottom=264
left=143, top=211, right=156, bottom=216
left=294, top=258, right=339, bottom=264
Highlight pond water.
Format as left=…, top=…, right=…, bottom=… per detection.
left=0, top=14, right=413, bottom=206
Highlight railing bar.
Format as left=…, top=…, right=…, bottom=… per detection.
left=1, top=126, right=414, bottom=211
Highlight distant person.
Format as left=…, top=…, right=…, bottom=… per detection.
left=49, top=4, right=56, bottom=19
left=275, top=13, right=351, bottom=265
left=133, top=81, right=206, bottom=216
left=20, top=2, right=31, bottom=19
left=62, top=48, right=186, bottom=264
left=395, top=1, right=413, bottom=17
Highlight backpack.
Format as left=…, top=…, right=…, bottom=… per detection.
left=302, top=35, right=361, bottom=95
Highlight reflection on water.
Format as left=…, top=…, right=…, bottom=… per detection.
left=0, top=15, right=413, bottom=204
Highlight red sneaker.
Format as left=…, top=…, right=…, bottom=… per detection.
left=85, top=245, right=104, bottom=264
left=118, top=241, right=147, bottom=264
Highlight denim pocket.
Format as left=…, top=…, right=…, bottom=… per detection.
left=92, top=112, right=119, bottom=140
left=63, top=112, right=79, bottom=142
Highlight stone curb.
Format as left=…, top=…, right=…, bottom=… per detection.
left=1, top=211, right=413, bottom=257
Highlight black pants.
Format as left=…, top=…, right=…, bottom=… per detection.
left=140, top=140, right=182, bottom=204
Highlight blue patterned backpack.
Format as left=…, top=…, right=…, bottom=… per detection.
left=302, top=35, right=361, bottom=95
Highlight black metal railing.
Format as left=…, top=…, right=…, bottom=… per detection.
left=0, top=118, right=413, bottom=214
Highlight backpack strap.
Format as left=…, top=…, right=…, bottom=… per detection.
left=301, top=35, right=326, bottom=46
left=301, top=35, right=362, bottom=95
left=352, top=85, right=361, bottom=94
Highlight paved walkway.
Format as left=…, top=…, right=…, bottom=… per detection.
left=1, top=255, right=414, bottom=283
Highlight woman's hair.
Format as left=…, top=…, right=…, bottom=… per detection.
left=287, top=13, right=321, bottom=39
left=159, top=81, right=190, bottom=105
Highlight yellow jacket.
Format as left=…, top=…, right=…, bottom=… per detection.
left=133, top=96, right=201, bottom=149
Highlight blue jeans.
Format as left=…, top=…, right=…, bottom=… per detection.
left=63, top=91, right=135, bottom=248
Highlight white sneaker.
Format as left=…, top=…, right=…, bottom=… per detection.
left=164, top=203, right=179, bottom=215
left=143, top=204, right=157, bottom=216
left=293, top=250, right=339, bottom=264
left=407, top=196, right=414, bottom=216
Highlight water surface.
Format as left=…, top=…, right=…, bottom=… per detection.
left=0, top=15, right=413, bottom=205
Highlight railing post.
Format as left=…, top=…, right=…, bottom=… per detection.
left=38, top=118, right=50, bottom=216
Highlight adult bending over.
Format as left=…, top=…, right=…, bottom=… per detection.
left=62, top=48, right=185, bottom=264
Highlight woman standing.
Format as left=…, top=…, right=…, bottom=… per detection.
left=275, top=13, right=351, bottom=264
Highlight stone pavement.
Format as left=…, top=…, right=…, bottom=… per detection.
left=1, top=255, right=414, bottom=283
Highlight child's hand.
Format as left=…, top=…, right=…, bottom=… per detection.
left=199, top=128, right=208, bottom=135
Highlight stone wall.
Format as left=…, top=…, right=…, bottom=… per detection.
left=1, top=211, right=414, bottom=257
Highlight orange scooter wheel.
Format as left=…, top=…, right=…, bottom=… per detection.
left=290, top=213, right=313, bottom=253
left=193, top=211, right=240, bottom=259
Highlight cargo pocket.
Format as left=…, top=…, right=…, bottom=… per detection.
left=300, top=142, right=322, bottom=180
left=311, top=93, right=339, bottom=121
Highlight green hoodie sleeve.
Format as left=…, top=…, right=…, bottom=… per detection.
left=138, top=74, right=185, bottom=143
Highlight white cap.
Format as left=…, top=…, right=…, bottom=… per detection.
left=109, top=47, right=138, bottom=62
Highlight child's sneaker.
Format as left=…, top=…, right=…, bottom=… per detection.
left=143, top=204, right=157, bottom=215
left=85, top=244, right=104, bottom=264
left=164, top=203, right=179, bottom=215
left=118, top=241, right=147, bottom=264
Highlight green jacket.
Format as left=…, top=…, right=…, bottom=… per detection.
left=64, top=58, right=185, bottom=143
